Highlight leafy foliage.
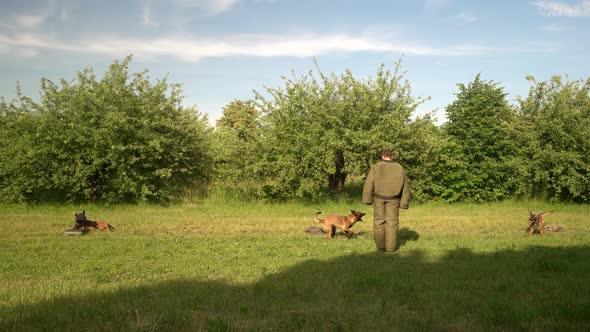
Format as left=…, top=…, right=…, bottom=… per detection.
left=251, top=60, right=440, bottom=201
left=211, top=99, right=261, bottom=186
left=441, top=74, right=520, bottom=202
left=0, top=56, right=212, bottom=204
left=517, top=75, right=590, bottom=202
left=2, top=56, right=588, bottom=204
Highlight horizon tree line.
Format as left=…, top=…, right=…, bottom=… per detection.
left=1, top=56, right=588, bottom=204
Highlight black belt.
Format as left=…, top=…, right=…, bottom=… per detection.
left=374, top=193, right=400, bottom=200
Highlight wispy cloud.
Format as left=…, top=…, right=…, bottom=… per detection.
left=1, top=1, right=64, bottom=32
left=543, top=23, right=564, bottom=31
left=175, top=0, right=241, bottom=14
left=141, top=0, right=160, bottom=27
left=14, top=15, right=46, bottom=29
left=15, top=48, right=39, bottom=58
left=532, top=0, right=590, bottom=16
left=0, top=32, right=554, bottom=61
left=0, top=16, right=44, bottom=33
left=455, top=12, right=478, bottom=24
left=425, top=0, right=450, bottom=11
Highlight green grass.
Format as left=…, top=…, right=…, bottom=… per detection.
left=0, top=200, right=589, bottom=331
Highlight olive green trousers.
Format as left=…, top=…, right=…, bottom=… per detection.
left=372, top=197, right=400, bottom=252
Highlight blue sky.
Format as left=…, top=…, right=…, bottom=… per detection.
left=1, top=0, right=589, bottom=124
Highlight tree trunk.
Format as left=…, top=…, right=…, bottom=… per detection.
left=328, top=152, right=347, bottom=192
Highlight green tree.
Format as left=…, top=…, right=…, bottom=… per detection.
left=252, top=60, right=439, bottom=201
left=441, top=74, right=520, bottom=202
left=212, top=99, right=261, bottom=185
left=0, top=56, right=213, bottom=203
left=517, top=75, right=590, bottom=202
left=216, top=99, right=260, bottom=141
left=0, top=88, right=44, bottom=202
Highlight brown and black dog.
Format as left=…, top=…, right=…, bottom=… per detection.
left=528, top=210, right=553, bottom=236
left=314, top=210, right=365, bottom=239
left=74, top=210, right=115, bottom=231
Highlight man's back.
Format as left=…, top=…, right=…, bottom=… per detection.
left=362, top=159, right=410, bottom=209
left=373, top=160, right=405, bottom=198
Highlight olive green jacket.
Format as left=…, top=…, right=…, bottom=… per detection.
left=362, top=160, right=410, bottom=209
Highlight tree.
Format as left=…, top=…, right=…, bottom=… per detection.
left=216, top=99, right=260, bottom=141
left=441, top=74, right=520, bottom=202
left=0, top=56, right=213, bottom=203
left=517, top=75, right=590, bottom=202
left=212, top=99, right=261, bottom=185
left=252, top=60, right=437, bottom=201
left=0, top=89, right=44, bottom=202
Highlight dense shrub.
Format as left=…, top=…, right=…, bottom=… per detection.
left=440, top=74, right=521, bottom=202
left=0, top=56, right=212, bottom=204
left=211, top=100, right=261, bottom=185
left=517, top=75, right=590, bottom=202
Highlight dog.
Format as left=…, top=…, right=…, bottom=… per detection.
left=314, top=210, right=365, bottom=239
left=528, top=210, right=553, bottom=236
left=74, top=210, right=115, bottom=231
left=74, top=210, right=97, bottom=230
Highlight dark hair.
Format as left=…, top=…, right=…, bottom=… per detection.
left=381, top=149, right=392, bottom=158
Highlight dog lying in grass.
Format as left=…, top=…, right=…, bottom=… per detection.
left=528, top=210, right=552, bottom=236
left=74, top=210, right=115, bottom=231
left=314, top=210, right=365, bottom=239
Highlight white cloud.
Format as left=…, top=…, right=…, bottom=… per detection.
left=532, top=0, right=590, bottom=16
left=59, top=10, right=68, bottom=22
left=0, top=32, right=554, bottom=61
left=141, top=0, right=160, bottom=27
left=15, top=48, right=39, bottom=58
left=2, top=1, right=62, bottom=32
left=425, top=0, right=450, bottom=11
left=455, top=12, right=478, bottom=24
left=13, top=15, right=46, bottom=29
left=175, top=0, right=240, bottom=14
left=542, top=23, right=564, bottom=31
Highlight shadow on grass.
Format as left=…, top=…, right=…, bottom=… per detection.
left=307, top=226, right=419, bottom=247
left=2, top=246, right=589, bottom=331
left=398, top=227, right=419, bottom=247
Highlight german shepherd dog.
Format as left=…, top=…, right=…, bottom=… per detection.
left=528, top=210, right=553, bottom=236
left=74, top=210, right=115, bottom=231
left=314, top=210, right=365, bottom=239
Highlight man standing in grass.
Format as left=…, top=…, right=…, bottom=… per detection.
left=362, top=149, right=410, bottom=253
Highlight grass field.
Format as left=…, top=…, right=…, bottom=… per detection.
left=0, top=200, right=589, bottom=331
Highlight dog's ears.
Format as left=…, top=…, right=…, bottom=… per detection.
left=351, top=210, right=356, bottom=214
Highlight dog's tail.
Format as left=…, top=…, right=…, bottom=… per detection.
left=109, top=224, right=115, bottom=231
left=539, top=210, right=553, bottom=216
left=314, top=211, right=323, bottom=223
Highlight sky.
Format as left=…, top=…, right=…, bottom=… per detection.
left=1, top=0, right=589, bottom=124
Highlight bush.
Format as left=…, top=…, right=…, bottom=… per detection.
left=0, top=56, right=213, bottom=204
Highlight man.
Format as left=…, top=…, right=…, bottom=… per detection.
left=362, top=149, right=410, bottom=253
